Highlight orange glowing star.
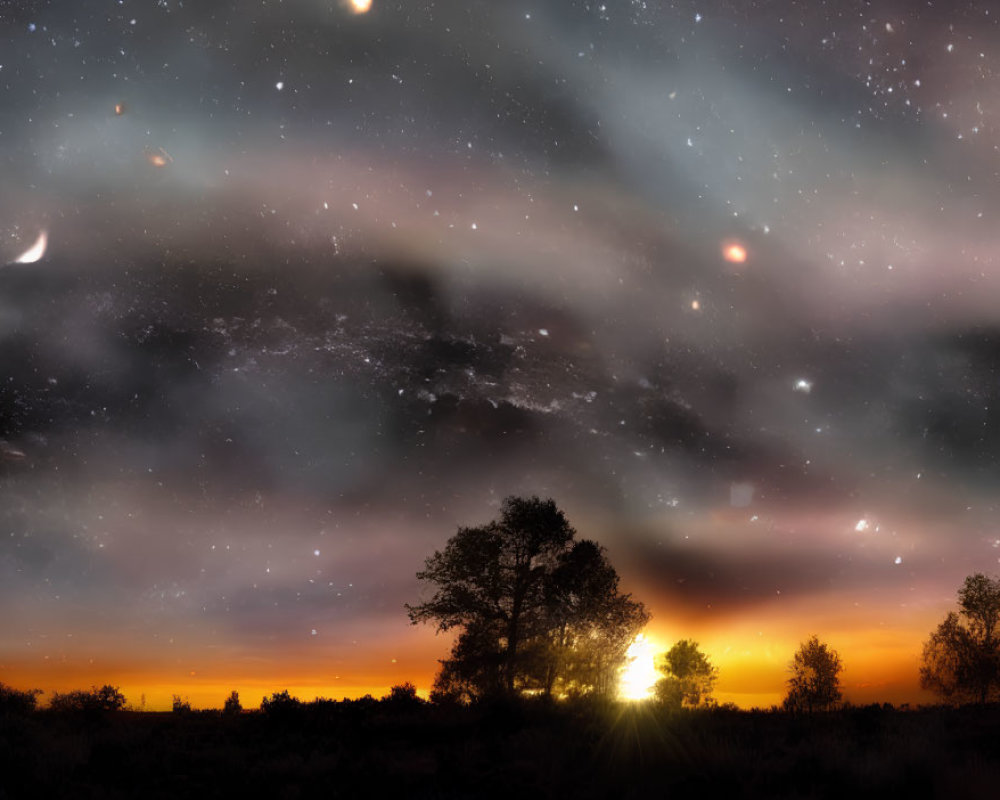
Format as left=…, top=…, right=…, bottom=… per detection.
left=350, top=0, right=372, bottom=13
left=114, top=102, right=126, bottom=116
left=145, top=147, right=173, bottom=168
left=723, top=242, right=748, bottom=263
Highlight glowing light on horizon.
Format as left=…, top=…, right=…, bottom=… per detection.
left=722, top=242, right=747, bottom=263
left=619, top=634, right=659, bottom=701
left=350, top=0, right=372, bottom=13
left=14, top=230, right=48, bottom=264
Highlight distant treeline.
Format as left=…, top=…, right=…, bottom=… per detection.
left=4, top=689, right=1000, bottom=799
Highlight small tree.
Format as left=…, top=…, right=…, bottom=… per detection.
left=223, top=690, right=242, bottom=714
left=921, top=573, right=1000, bottom=704
left=171, top=694, right=192, bottom=713
left=654, top=639, right=718, bottom=708
left=784, top=636, right=842, bottom=711
left=383, top=682, right=423, bottom=710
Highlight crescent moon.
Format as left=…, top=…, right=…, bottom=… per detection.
left=14, top=230, right=48, bottom=264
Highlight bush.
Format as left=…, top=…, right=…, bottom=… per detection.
left=49, top=685, right=127, bottom=713
left=383, top=682, right=424, bottom=710
left=172, top=695, right=193, bottom=713
left=0, top=682, right=42, bottom=714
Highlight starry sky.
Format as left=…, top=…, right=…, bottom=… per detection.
left=3, top=0, right=1000, bottom=709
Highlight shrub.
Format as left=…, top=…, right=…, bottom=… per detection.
left=383, top=682, right=424, bottom=710
left=0, top=682, right=42, bottom=714
left=172, top=694, right=192, bottom=713
left=49, top=685, right=127, bottom=713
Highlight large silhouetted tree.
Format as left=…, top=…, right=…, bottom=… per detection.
left=920, top=573, right=1000, bottom=704
left=407, top=496, right=648, bottom=700
left=783, top=636, right=842, bottom=711
left=654, top=639, right=718, bottom=708
left=530, top=538, right=649, bottom=697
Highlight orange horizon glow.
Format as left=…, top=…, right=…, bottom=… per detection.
left=2, top=501, right=953, bottom=713
left=0, top=615, right=939, bottom=711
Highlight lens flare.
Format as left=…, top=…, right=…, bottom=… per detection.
left=350, top=0, right=372, bottom=13
left=619, top=634, right=659, bottom=701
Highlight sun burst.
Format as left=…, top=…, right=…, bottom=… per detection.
left=619, top=634, right=659, bottom=701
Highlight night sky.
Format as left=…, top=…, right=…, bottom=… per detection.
left=3, top=0, right=1000, bottom=709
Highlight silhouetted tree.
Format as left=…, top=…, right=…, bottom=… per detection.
left=407, top=496, right=648, bottom=699
left=532, top=539, right=649, bottom=697
left=383, top=682, right=424, bottom=710
left=783, top=636, right=842, bottom=711
left=260, top=689, right=302, bottom=715
left=921, top=573, right=1000, bottom=704
left=654, top=639, right=718, bottom=708
left=429, top=617, right=508, bottom=703
left=223, top=690, right=242, bottom=714
left=0, top=682, right=42, bottom=714
left=171, top=694, right=192, bottom=713
left=49, top=684, right=127, bottom=713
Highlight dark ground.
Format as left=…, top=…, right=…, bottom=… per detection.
left=3, top=699, right=1000, bottom=799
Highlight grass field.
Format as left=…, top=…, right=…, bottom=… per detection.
left=3, top=698, right=999, bottom=798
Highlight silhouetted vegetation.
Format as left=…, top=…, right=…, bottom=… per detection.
left=784, top=636, right=843, bottom=712
left=921, top=573, right=1000, bottom=703
left=48, top=685, right=127, bottom=714
left=654, top=639, right=718, bottom=708
left=259, top=689, right=302, bottom=717
left=0, top=681, right=42, bottom=715
left=384, top=682, right=425, bottom=711
left=407, top=496, right=648, bottom=701
left=171, top=694, right=193, bottom=714
left=223, top=689, right=242, bottom=715
left=5, top=690, right=1000, bottom=798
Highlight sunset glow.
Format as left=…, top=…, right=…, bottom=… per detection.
left=619, top=635, right=659, bottom=701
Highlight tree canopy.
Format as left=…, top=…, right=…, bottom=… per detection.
left=49, top=685, right=127, bottom=713
left=920, top=573, right=1000, bottom=704
left=407, top=496, right=649, bottom=701
left=654, top=639, right=718, bottom=708
left=783, top=635, right=842, bottom=712
left=0, top=682, right=42, bottom=715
